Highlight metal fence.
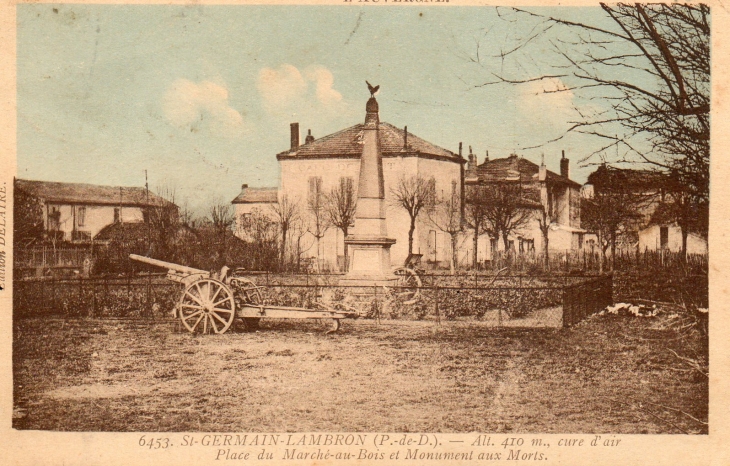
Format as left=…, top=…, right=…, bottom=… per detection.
left=12, top=273, right=620, bottom=328
left=482, top=249, right=707, bottom=275
left=562, top=274, right=613, bottom=328
left=14, top=247, right=92, bottom=269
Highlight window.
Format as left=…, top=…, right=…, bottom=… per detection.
left=77, top=206, right=86, bottom=227
left=308, top=176, right=323, bottom=197
left=47, top=206, right=60, bottom=231
left=340, top=176, right=354, bottom=192
left=428, top=230, right=437, bottom=261
left=114, top=207, right=121, bottom=223
left=578, top=233, right=584, bottom=249
left=660, top=226, right=669, bottom=249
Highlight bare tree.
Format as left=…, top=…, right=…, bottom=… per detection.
left=390, top=175, right=436, bottom=258
left=472, top=5, right=709, bottom=235
left=208, top=202, right=235, bottom=269
left=289, top=214, right=314, bottom=273
left=325, top=177, right=357, bottom=271
left=146, top=184, right=180, bottom=261
left=428, top=180, right=462, bottom=274
left=536, top=184, right=563, bottom=270
left=581, top=167, right=649, bottom=271
left=478, top=182, right=534, bottom=252
left=306, top=177, right=330, bottom=271
left=239, top=207, right=279, bottom=271
left=13, top=181, right=45, bottom=246
left=651, top=168, right=708, bottom=259
left=270, top=194, right=300, bottom=270
left=464, top=185, right=491, bottom=269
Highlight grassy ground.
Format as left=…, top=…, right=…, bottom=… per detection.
left=13, top=312, right=707, bottom=433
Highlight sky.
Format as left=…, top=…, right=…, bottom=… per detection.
left=17, top=4, right=629, bottom=215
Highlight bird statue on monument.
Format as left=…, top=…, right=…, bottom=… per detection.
left=366, top=81, right=380, bottom=97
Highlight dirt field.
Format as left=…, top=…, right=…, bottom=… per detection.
left=13, top=313, right=707, bottom=433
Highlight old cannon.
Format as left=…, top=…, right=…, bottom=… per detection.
left=129, top=254, right=358, bottom=334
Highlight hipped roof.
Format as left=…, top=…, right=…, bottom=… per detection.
left=15, top=179, right=174, bottom=207
left=276, top=122, right=462, bottom=163
left=231, top=187, right=278, bottom=204
left=474, top=155, right=580, bottom=188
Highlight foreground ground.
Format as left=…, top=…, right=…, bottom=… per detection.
left=13, top=313, right=707, bottom=433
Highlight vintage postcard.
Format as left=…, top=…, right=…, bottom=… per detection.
left=1, top=0, right=728, bottom=465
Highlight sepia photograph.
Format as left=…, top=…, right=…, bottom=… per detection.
left=3, top=1, right=721, bottom=464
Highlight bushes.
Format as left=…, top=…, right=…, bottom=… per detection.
left=14, top=274, right=567, bottom=322
left=13, top=277, right=178, bottom=318
left=614, top=272, right=708, bottom=308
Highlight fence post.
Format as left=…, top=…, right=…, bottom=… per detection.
left=435, top=286, right=440, bottom=326
left=562, top=286, right=570, bottom=328
left=78, top=276, right=84, bottom=316
left=147, top=272, right=152, bottom=318
left=51, top=277, right=56, bottom=313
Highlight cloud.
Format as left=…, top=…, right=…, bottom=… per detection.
left=162, top=79, right=244, bottom=137
left=305, top=66, right=343, bottom=106
left=257, top=64, right=307, bottom=108
left=519, top=77, right=575, bottom=117
left=257, top=64, right=344, bottom=117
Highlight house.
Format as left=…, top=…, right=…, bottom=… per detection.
left=463, top=150, right=587, bottom=263
left=14, top=179, right=173, bottom=243
left=639, top=223, right=708, bottom=254
left=232, top=103, right=465, bottom=270
left=582, top=165, right=708, bottom=254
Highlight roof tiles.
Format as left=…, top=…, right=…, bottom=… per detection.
left=277, top=122, right=460, bottom=162
left=15, top=179, right=173, bottom=207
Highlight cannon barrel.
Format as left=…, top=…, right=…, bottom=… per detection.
left=129, top=254, right=208, bottom=276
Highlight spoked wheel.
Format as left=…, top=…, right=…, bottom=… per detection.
left=231, top=277, right=263, bottom=330
left=392, top=267, right=422, bottom=305
left=179, top=278, right=236, bottom=334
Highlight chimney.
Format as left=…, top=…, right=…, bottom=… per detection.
left=484, top=150, right=489, bottom=163
left=305, top=129, right=314, bottom=144
left=459, top=142, right=463, bottom=158
left=403, top=126, right=408, bottom=150
left=241, top=184, right=248, bottom=190
left=560, top=150, right=570, bottom=179
left=539, top=154, right=546, bottom=181
left=290, top=123, right=300, bottom=151
left=468, top=153, right=477, bottom=171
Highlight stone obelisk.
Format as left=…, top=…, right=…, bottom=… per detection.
left=341, top=84, right=396, bottom=285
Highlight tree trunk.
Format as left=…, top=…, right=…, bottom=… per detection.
left=408, top=217, right=416, bottom=257
left=342, top=226, right=349, bottom=272
left=450, top=233, right=457, bottom=275
left=681, top=225, right=689, bottom=262
left=502, top=232, right=509, bottom=253
left=472, top=225, right=479, bottom=269
left=610, top=230, right=617, bottom=271
left=297, top=236, right=301, bottom=272
left=315, top=236, right=321, bottom=272
left=542, top=228, right=550, bottom=271
left=280, top=227, right=288, bottom=270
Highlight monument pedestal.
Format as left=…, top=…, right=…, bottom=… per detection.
left=339, top=237, right=397, bottom=286
left=339, top=90, right=397, bottom=288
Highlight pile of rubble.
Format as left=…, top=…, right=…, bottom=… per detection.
left=598, top=302, right=659, bottom=317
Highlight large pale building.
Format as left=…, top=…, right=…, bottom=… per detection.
left=15, top=179, right=172, bottom=243
left=233, top=104, right=465, bottom=270
left=462, top=150, right=586, bottom=263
